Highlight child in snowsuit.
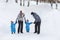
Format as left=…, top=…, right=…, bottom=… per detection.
left=25, top=19, right=32, bottom=32
left=11, top=21, right=17, bottom=34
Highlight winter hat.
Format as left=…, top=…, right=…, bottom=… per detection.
left=31, top=12, right=34, bottom=15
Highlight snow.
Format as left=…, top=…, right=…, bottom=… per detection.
left=0, top=0, right=60, bottom=40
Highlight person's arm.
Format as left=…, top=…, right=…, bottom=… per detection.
left=15, top=19, right=17, bottom=25
left=16, top=14, right=19, bottom=20
left=15, top=17, right=18, bottom=24
left=15, top=14, right=19, bottom=23
left=23, top=13, right=25, bottom=17
left=15, top=21, right=17, bottom=24
left=24, top=16, right=26, bottom=21
left=14, top=22, right=17, bottom=26
left=23, top=13, right=26, bottom=21
left=29, top=22, right=32, bottom=24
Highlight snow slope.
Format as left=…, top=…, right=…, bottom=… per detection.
left=0, top=0, right=60, bottom=40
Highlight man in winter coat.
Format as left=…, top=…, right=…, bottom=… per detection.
left=16, top=10, right=25, bottom=33
left=31, top=12, right=41, bottom=34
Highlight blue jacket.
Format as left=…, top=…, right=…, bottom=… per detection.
left=25, top=22, right=32, bottom=31
left=11, top=22, right=16, bottom=32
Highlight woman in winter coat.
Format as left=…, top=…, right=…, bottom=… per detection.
left=16, top=10, right=25, bottom=33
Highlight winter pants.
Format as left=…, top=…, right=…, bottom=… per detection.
left=11, top=28, right=16, bottom=34
left=35, top=21, right=41, bottom=34
left=26, top=26, right=30, bottom=32
left=18, top=21, right=23, bottom=33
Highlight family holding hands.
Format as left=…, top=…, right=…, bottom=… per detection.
left=11, top=10, right=41, bottom=34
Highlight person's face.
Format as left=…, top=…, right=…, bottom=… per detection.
left=20, top=11, right=22, bottom=13
left=27, top=20, right=29, bottom=22
left=20, top=11, right=22, bottom=15
left=11, top=21, right=13, bottom=23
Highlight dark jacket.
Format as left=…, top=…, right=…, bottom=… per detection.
left=31, top=12, right=41, bottom=22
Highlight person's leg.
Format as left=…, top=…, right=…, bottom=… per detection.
left=18, top=21, right=21, bottom=34
left=14, top=28, right=16, bottom=34
left=26, top=26, right=28, bottom=32
left=34, top=22, right=38, bottom=33
left=27, top=30, right=29, bottom=32
left=27, top=27, right=29, bottom=32
left=11, top=32, right=13, bottom=34
left=14, top=32, right=15, bottom=34
left=26, top=28, right=29, bottom=32
left=11, top=27, right=13, bottom=34
left=21, top=21, right=23, bottom=33
left=37, top=22, right=41, bottom=34
left=11, top=29, right=13, bottom=34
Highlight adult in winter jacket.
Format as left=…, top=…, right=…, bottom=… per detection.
left=31, top=12, right=41, bottom=34
left=16, top=10, right=25, bottom=33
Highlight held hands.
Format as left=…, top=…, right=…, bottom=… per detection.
left=31, top=22, right=35, bottom=24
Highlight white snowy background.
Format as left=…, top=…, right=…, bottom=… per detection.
left=0, top=0, right=60, bottom=40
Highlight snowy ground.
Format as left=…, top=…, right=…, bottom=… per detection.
left=0, top=0, right=60, bottom=40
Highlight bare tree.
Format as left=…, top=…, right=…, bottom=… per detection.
left=49, top=0, right=58, bottom=9
left=20, top=0, right=22, bottom=6
left=23, top=0, right=25, bottom=6
left=19, top=0, right=25, bottom=6
left=27, top=0, right=30, bottom=7
left=6, top=0, right=8, bottom=3
left=15, top=0, right=18, bottom=3
left=43, top=0, right=46, bottom=2
left=49, top=0, right=54, bottom=8
left=55, top=0, right=58, bottom=9
left=51, top=2, right=53, bottom=9
left=36, top=0, right=38, bottom=5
